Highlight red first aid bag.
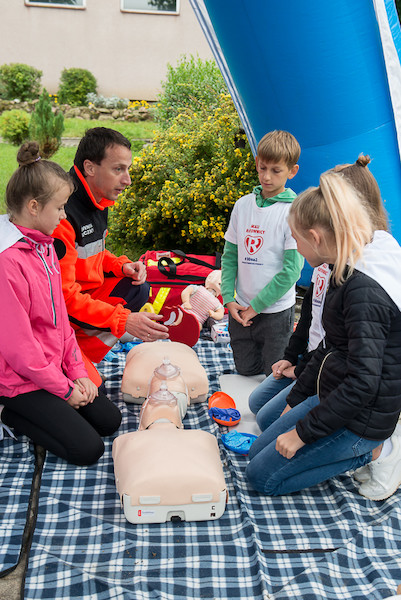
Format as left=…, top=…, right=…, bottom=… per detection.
left=140, top=249, right=221, bottom=312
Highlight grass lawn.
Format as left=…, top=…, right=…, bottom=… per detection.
left=0, top=118, right=158, bottom=214
left=63, top=118, right=158, bottom=141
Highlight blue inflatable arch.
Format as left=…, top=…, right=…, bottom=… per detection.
left=190, top=0, right=401, bottom=283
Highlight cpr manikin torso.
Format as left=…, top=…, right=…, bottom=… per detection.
left=113, top=359, right=227, bottom=524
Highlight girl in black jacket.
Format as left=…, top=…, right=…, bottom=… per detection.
left=246, top=170, right=401, bottom=499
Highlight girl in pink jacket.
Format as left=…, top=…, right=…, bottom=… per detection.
left=0, top=142, right=121, bottom=465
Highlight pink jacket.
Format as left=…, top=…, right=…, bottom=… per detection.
left=0, top=216, right=88, bottom=400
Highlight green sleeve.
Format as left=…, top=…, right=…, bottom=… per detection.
left=250, top=248, right=304, bottom=313
left=221, top=240, right=238, bottom=305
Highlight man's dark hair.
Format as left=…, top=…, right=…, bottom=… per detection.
left=74, top=127, right=131, bottom=172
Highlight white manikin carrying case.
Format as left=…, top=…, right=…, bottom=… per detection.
left=112, top=423, right=227, bottom=524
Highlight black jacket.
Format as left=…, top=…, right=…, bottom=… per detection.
left=287, top=268, right=401, bottom=444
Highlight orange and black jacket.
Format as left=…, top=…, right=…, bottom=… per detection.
left=53, top=166, right=132, bottom=338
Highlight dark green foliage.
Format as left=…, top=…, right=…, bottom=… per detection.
left=58, top=67, right=97, bottom=106
left=155, top=55, right=228, bottom=128
left=0, top=63, right=42, bottom=101
left=0, top=109, right=30, bottom=145
left=30, top=88, right=64, bottom=158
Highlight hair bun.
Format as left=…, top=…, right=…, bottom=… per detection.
left=17, top=141, right=40, bottom=167
left=356, top=154, right=371, bottom=168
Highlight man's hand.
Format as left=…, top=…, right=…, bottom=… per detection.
left=271, top=359, right=293, bottom=380
left=122, top=261, right=147, bottom=286
left=276, top=428, right=305, bottom=459
left=125, top=311, right=169, bottom=341
left=227, top=301, right=249, bottom=325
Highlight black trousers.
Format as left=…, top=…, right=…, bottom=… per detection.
left=1, top=390, right=121, bottom=466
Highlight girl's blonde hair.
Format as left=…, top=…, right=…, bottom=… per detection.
left=289, top=171, right=373, bottom=285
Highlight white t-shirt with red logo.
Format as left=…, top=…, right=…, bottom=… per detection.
left=309, top=263, right=330, bottom=351
left=224, top=192, right=297, bottom=314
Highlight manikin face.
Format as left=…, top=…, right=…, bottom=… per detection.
left=83, top=143, right=132, bottom=203
left=35, top=182, right=70, bottom=235
left=255, top=157, right=299, bottom=199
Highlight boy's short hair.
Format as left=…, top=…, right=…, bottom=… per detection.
left=74, top=127, right=131, bottom=172
left=257, top=130, right=300, bottom=168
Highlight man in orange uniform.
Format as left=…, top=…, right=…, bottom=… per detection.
left=53, top=127, right=168, bottom=364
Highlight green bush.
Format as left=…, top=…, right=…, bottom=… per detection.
left=0, top=63, right=42, bottom=101
left=30, top=88, right=64, bottom=158
left=58, top=67, right=97, bottom=106
left=109, top=94, right=256, bottom=255
left=156, top=55, right=228, bottom=128
left=0, top=109, right=30, bottom=145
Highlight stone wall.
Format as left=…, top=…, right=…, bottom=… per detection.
left=0, top=99, right=153, bottom=122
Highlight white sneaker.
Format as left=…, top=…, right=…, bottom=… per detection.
left=355, top=425, right=401, bottom=484
left=353, top=464, right=371, bottom=483
left=359, top=433, right=401, bottom=501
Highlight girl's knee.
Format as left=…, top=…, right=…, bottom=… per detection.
left=248, top=389, right=261, bottom=414
left=95, top=400, right=122, bottom=436
left=70, top=437, right=105, bottom=466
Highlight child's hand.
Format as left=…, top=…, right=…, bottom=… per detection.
left=276, top=428, right=305, bottom=459
left=67, top=385, right=87, bottom=409
left=227, top=301, right=248, bottom=324
left=240, top=306, right=257, bottom=326
left=271, top=359, right=293, bottom=379
left=74, top=377, right=98, bottom=403
left=281, top=365, right=296, bottom=380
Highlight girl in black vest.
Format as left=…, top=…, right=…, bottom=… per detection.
left=246, top=171, right=401, bottom=500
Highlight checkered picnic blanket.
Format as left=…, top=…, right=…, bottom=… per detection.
left=1, top=338, right=401, bottom=599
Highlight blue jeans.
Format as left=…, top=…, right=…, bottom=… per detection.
left=246, top=414, right=383, bottom=496
left=249, top=373, right=297, bottom=430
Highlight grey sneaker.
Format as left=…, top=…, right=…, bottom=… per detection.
left=359, top=433, right=401, bottom=501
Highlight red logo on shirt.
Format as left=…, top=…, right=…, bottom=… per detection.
left=245, top=235, right=263, bottom=255
left=315, top=273, right=326, bottom=298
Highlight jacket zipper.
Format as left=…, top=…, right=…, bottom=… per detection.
left=36, top=250, right=57, bottom=327
left=316, top=350, right=333, bottom=399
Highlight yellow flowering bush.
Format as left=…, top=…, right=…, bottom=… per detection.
left=109, top=93, right=256, bottom=255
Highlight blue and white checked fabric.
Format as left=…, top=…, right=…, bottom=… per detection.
left=1, top=339, right=401, bottom=599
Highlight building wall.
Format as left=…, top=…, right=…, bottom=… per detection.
left=0, top=0, right=213, bottom=100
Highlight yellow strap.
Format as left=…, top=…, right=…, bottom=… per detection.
left=152, top=287, right=171, bottom=314
left=146, top=257, right=181, bottom=267
left=139, top=302, right=156, bottom=313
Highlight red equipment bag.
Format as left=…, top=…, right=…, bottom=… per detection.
left=140, top=249, right=221, bottom=313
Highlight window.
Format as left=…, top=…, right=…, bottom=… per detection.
left=25, top=0, right=85, bottom=8
left=121, top=0, right=179, bottom=15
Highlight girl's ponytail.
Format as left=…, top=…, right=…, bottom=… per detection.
left=319, top=172, right=372, bottom=283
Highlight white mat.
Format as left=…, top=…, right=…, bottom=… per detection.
left=218, top=373, right=264, bottom=435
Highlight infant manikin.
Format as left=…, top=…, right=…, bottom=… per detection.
left=181, top=270, right=224, bottom=327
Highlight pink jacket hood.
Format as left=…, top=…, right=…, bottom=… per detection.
left=0, top=215, right=87, bottom=399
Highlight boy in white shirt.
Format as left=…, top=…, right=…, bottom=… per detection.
left=221, top=130, right=304, bottom=375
